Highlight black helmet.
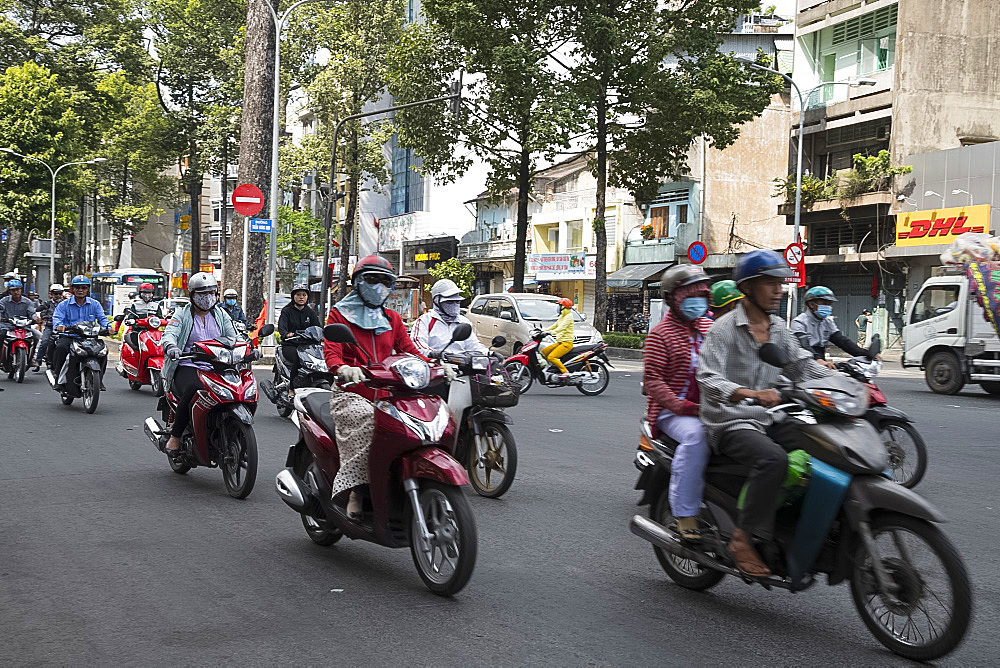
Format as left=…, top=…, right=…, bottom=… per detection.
left=659, top=264, right=710, bottom=299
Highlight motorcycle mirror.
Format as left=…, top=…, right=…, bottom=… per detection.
left=324, top=323, right=357, bottom=345
left=759, top=342, right=790, bottom=368
left=491, top=335, right=506, bottom=348
left=114, top=314, right=124, bottom=323
left=258, top=323, right=275, bottom=338
left=868, top=333, right=882, bottom=357
left=451, top=322, right=473, bottom=342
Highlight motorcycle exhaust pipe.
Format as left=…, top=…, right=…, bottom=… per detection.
left=260, top=379, right=277, bottom=403
left=144, top=417, right=166, bottom=450
left=630, top=515, right=743, bottom=577
left=275, top=468, right=311, bottom=513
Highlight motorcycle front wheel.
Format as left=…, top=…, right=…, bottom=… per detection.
left=468, top=420, right=517, bottom=498
left=301, top=513, right=343, bottom=546
left=150, top=369, right=164, bottom=397
left=408, top=481, right=477, bottom=596
left=850, top=512, right=972, bottom=661
left=577, top=361, right=610, bottom=396
left=878, top=420, right=927, bottom=488
left=503, top=360, right=533, bottom=395
left=650, top=487, right=726, bottom=591
left=82, top=368, right=100, bottom=414
left=15, top=348, right=26, bottom=383
left=275, top=373, right=293, bottom=418
left=221, top=419, right=258, bottom=499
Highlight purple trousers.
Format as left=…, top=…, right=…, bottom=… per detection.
left=656, top=411, right=709, bottom=518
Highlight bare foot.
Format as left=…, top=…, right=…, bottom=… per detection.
left=729, top=528, right=771, bottom=577
left=165, top=435, right=181, bottom=452
left=346, top=491, right=363, bottom=518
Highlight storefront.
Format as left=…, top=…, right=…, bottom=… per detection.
left=401, top=236, right=459, bottom=308
left=606, top=261, right=673, bottom=332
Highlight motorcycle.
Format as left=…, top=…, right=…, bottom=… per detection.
left=142, top=323, right=274, bottom=499
left=629, top=342, right=971, bottom=661
left=1, top=316, right=36, bottom=383
left=274, top=322, right=478, bottom=596
left=260, top=325, right=332, bottom=418
left=503, top=328, right=611, bottom=396
left=442, top=335, right=518, bottom=498
left=45, top=321, right=107, bottom=413
left=115, top=314, right=166, bottom=395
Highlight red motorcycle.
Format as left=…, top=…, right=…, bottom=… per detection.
left=1, top=316, right=36, bottom=384
left=143, top=324, right=273, bottom=499
left=274, top=322, right=478, bottom=596
left=503, top=328, right=611, bottom=396
left=116, top=314, right=166, bottom=395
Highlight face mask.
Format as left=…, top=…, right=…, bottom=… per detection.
left=358, top=281, right=390, bottom=307
left=225, top=298, right=237, bottom=307
left=192, top=292, right=218, bottom=311
left=141, top=293, right=153, bottom=303
left=815, top=304, right=833, bottom=319
left=678, top=297, right=708, bottom=321
left=436, top=299, right=461, bottom=322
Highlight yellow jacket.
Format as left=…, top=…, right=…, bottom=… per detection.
left=546, top=308, right=575, bottom=343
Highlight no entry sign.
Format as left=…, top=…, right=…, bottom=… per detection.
left=232, top=183, right=264, bottom=217
left=687, top=241, right=707, bottom=264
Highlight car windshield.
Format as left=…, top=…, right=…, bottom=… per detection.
left=516, top=299, right=584, bottom=321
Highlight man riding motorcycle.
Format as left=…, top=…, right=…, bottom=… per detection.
left=709, top=280, right=743, bottom=319
left=33, top=284, right=64, bottom=371
left=411, top=278, right=489, bottom=358
left=278, top=283, right=321, bottom=381
left=220, top=288, right=247, bottom=325
left=51, top=276, right=111, bottom=392
left=697, top=249, right=835, bottom=577
left=0, top=278, right=40, bottom=357
left=121, top=282, right=163, bottom=350
left=160, top=272, right=238, bottom=457
left=790, top=285, right=876, bottom=361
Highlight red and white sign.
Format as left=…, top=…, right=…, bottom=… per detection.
left=784, top=242, right=805, bottom=288
left=687, top=241, right=707, bottom=264
left=232, top=183, right=264, bottom=217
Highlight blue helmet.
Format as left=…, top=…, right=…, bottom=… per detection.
left=734, top=250, right=794, bottom=285
left=71, top=275, right=91, bottom=286
left=6, top=279, right=22, bottom=289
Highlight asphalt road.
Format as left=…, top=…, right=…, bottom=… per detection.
left=1, top=364, right=997, bottom=665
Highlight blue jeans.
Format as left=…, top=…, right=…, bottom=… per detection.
left=35, top=326, right=52, bottom=364
left=656, top=412, right=709, bottom=518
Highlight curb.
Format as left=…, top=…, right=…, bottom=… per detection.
left=606, top=346, right=643, bottom=360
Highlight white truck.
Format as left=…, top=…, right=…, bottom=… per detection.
left=902, top=268, right=1000, bottom=395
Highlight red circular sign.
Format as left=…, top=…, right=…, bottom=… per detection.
left=231, top=183, right=264, bottom=217
left=687, top=241, right=707, bottom=264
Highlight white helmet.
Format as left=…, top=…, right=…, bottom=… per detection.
left=188, top=272, right=218, bottom=293
left=49, top=283, right=65, bottom=293
left=430, top=279, right=462, bottom=301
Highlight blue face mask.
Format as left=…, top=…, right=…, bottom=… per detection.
left=225, top=298, right=237, bottom=307
left=678, top=297, right=708, bottom=321
left=815, top=304, right=833, bottom=319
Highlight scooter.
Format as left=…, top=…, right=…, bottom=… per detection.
left=260, top=325, right=332, bottom=418
left=45, top=321, right=108, bottom=414
left=143, top=324, right=273, bottom=499
left=503, top=328, right=611, bottom=396
left=1, top=316, right=36, bottom=383
left=274, top=322, right=478, bottom=596
left=115, top=313, right=166, bottom=395
left=443, top=335, right=518, bottom=498
left=630, top=342, right=971, bottom=662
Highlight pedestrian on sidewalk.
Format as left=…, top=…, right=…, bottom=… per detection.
left=855, top=308, right=871, bottom=347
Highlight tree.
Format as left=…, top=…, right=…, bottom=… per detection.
left=566, top=0, right=779, bottom=332
left=276, top=204, right=325, bottom=285
left=386, top=0, right=580, bottom=293
left=426, top=257, right=474, bottom=297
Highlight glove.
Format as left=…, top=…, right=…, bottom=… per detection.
left=251, top=348, right=263, bottom=361
left=337, top=365, right=365, bottom=384
left=442, top=363, right=457, bottom=383
left=165, top=345, right=180, bottom=360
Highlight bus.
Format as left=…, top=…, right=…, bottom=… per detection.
left=90, top=268, right=167, bottom=317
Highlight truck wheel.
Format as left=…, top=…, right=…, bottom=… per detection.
left=925, top=352, right=963, bottom=395
left=979, top=381, right=1000, bottom=395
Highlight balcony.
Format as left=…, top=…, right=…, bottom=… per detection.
left=458, top=238, right=531, bottom=263
left=624, top=238, right=676, bottom=264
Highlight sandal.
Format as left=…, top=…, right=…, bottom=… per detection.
left=676, top=517, right=701, bottom=543
left=728, top=528, right=771, bottom=578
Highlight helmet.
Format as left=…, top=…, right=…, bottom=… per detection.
left=139, top=282, right=154, bottom=292
left=291, top=282, right=309, bottom=296
left=6, top=279, right=22, bottom=289
left=430, top=279, right=462, bottom=301
left=733, top=250, right=793, bottom=285
left=187, top=272, right=218, bottom=293
left=49, top=283, right=64, bottom=293
left=710, top=280, right=743, bottom=309
left=71, top=275, right=91, bottom=286
left=659, top=264, right=710, bottom=298
left=351, top=254, right=396, bottom=283
left=804, top=285, right=837, bottom=303
left=223, top=288, right=238, bottom=298
left=557, top=297, right=574, bottom=309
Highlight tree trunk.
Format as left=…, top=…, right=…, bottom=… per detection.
left=227, top=0, right=277, bottom=322
left=337, top=126, right=360, bottom=298
left=593, top=82, right=609, bottom=334
left=113, top=224, right=124, bottom=269
left=512, top=137, right=531, bottom=293
left=4, top=228, right=23, bottom=273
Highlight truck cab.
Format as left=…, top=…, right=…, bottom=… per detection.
left=902, top=272, right=1000, bottom=395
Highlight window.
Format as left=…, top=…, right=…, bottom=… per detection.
left=910, top=286, right=961, bottom=324
left=677, top=204, right=688, bottom=226
left=567, top=220, right=584, bottom=251
left=650, top=207, right=669, bottom=238
left=390, top=134, right=424, bottom=216
left=646, top=189, right=690, bottom=239
left=498, top=300, right=517, bottom=321
left=470, top=298, right=486, bottom=315
left=483, top=299, right=501, bottom=318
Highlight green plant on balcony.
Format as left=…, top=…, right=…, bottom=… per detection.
left=640, top=222, right=654, bottom=239
left=772, top=173, right=837, bottom=210
left=838, top=150, right=912, bottom=200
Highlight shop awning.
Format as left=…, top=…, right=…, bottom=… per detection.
left=607, top=262, right=672, bottom=288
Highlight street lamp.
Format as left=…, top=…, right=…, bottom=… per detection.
left=925, top=190, right=943, bottom=199
left=952, top=188, right=973, bottom=205
left=0, top=148, right=107, bottom=288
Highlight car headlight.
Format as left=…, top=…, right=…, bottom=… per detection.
left=392, top=357, right=430, bottom=390
left=201, top=375, right=234, bottom=401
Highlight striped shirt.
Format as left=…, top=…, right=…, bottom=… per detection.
left=644, top=310, right=712, bottom=422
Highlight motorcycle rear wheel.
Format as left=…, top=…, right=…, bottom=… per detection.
left=850, top=513, right=971, bottom=661
left=82, top=368, right=100, bottom=414
left=577, top=361, right=610, bottom=396
left=504, top=360, right=533, bottom=395
left=408, top=481, right=477, bottom=596
left=650, top=488, right=726, bottom=591
left=467, top=420, right=517, bottom=498
left=128, top=379, right=143, bottom=391
left=15, top=348, right=26, bottom=383
left=221, top=419, right=258, bottom=499
left=878, top=420, right=927, bottom=488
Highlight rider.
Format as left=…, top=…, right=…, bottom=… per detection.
left=542, top=297, right=575, bottom=380
left=220, top=288, right=247, bottom=325
left=51, top=276, right=111, bottom=391
left=33, top=284, right=65, bottom=371
left=0, top=279, right=40, bottom=354
left=160, top=272, right=237, bottom=456
left=791, top=285, right=875, bottom=360
left=121, top=282, right=162, bottom=353
left=278, top=283, right=321, bottom=381
left=709, top=279, right=743, bottom=319
left=697, top=249, right=834, bottom=577
left=410, top=278, right=489, bottom=358
left=323, top=255, right=435, bottom=518
left=644, top=265, right=713, bottom=542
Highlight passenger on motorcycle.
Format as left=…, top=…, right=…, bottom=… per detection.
left=541, top=298, right=575, bottom=380
left=709, top=279, right=743, bottom=319
left=644, top=265, right=713, bottom=541
left=697, top=249, right=835, bottom=577
left=51, top=276, right=111, bottom=391
left=323, top=255, right=438, bottom=518
left=34, top=284, right=64, bottom=371
left=220, top=288, right=247, bottom=325
left=790, top=285, right=877, bottom=361
left=160, top=272, right=238, bottom=456
left=0, top=279, right=40, bottom=353
left=411, top=278, right=489, bottom=358
left=278, top=283, right=321, bottom=381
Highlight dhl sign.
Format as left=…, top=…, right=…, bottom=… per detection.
left=895, top=204, right=990, bottom=247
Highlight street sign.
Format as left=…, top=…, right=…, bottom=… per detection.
left=784, top=242, right=806, bottom=287
left=232, top=183, right=265, bottom=217
left=687, top=241, right=707, bottom=265
left=249, top=218, right=273, bottom=234
left=179, top=214, right=191, bottom=231
left=200, top=263, right=214, bottom=273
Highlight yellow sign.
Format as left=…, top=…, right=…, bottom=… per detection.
left=895, top=204, right=990, bottom=247
left=179, top=214, right=191, bottom=231
left=183, top=252, right=191, bottom=268
left=200, top=264, right=214, bottom=272
left=171, top=276, right=185, bottom=288
left=414, top=252, right=441, bottom=262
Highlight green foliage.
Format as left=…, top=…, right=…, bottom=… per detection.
left=603, top=332, right=646, bottom=349
left=839, top=150, right=912, bottom=200
left=425, top=258, right=475, bottom=297
left=276, top=206, right=325, bottom=268
left=773, top=173, right=838, bottom=209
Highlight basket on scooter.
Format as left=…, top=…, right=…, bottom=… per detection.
left=470, top=373, right=519, bottom=408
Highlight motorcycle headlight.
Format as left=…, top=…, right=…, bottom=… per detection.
left=72, top=342, right=86, bottom=355
left=215, top=348, right=234, bottom=365
left=471, top=357, right=488, bottom=372
left=148, top=316, right=162, bottom=329
left=805, top=388, right=866, bottom=417
left=244, top=381, right=257, bottom=400
left=201, top=374, right=234, bottom=401
left=392, top=357, right=430, bottom=390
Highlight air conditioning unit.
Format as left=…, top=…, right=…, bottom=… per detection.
left=839, top=245, right=857, bottom=255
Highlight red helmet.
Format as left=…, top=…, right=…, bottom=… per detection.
left=557, top=298, right=573, bottom=309
left=351, top=254, right=396, bottom=282
left=139, top=282, right=154, bottom=292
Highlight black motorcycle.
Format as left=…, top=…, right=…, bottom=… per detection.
left=261, top=325, right=332, bottom=418
left=46, top=321, right=107, bottom=413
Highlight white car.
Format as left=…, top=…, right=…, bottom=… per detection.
left=466, top=293, right=603, bottom=355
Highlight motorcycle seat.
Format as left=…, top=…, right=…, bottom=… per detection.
left=301, top=390, right=336, bottom=436
left=566, top=343, right=603, bottom=357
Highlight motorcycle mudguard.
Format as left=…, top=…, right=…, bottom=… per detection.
left=865, top=404, right=913, bottom=425
left=11, top=339, right=28, bottom=350
left=401, top=447, right=469, bottom=486
left=473, top=407, right=513, bottom=426
left=231, top=404, right=254, bottom=425
left=83, top=358, right=102, bottom=371
left=634, top=460, right=668, bottom=507
left=844, top=475, right=945, bottom=526
left=147, top=356, right=164, bottom=370
left=507, top=353, right=530, bottom=366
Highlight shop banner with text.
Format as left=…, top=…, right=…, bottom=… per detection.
left=895, top=204, right=990, bottom=247
left=527, top=253, right=596, bottom=280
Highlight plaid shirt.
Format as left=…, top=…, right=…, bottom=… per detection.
left=644, top=309, right=712, bottom=421
left=697, top=301, right=832, bottom=450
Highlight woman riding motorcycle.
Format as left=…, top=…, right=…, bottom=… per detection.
left=410, top=278, right=488, bottom=357
left=541, top=298, right=575, bottom=380
left=160, top=272, right=237, bottom=456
